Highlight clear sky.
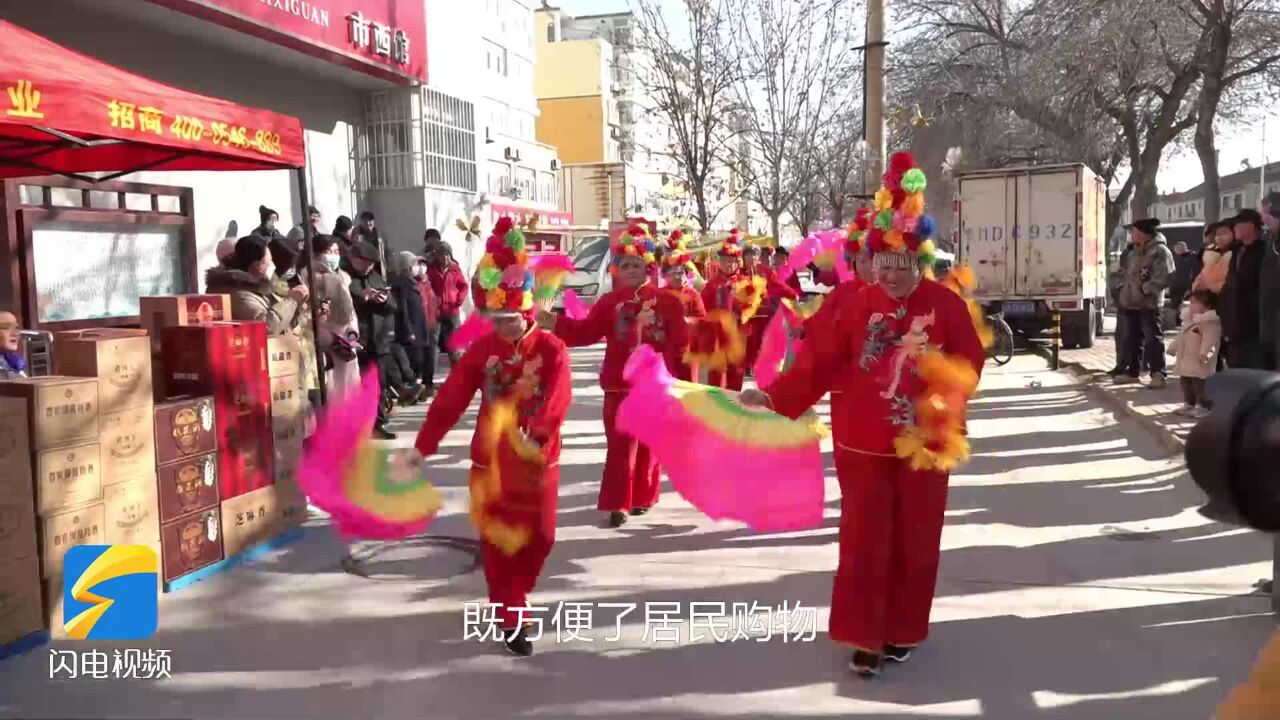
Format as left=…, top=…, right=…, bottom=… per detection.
left=555, top=0, right=1262, bottom=196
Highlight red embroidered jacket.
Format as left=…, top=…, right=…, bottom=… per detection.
left=553, top=282, right=690, bottom=392
left=701, top=274, right=746, bottom=315
left=415, top=326, right=572, bottom=464
left=764, top=279, right=985, bottom=455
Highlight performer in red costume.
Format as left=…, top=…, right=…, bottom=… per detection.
left=742, top=153, right=985, bottom=677
left=660, top=230, right=707, bottom=381
left=537, top=223, right=689, bottom=528
left=743, top=245, right=800, bottom=375
left=803, top=211, right=876, bottom=334
left=414, top=217, right=572, bottom=658
left=700, top=231, right=753, bottom=390
left=774, top=247, right=804, bottom=296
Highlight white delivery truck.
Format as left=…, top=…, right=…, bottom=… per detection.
left=954, top=163, right=1108, bottom=349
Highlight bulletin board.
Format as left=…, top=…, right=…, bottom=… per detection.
left=0, top=176, right=198, bottom=331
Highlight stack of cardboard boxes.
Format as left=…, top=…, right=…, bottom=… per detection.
left=154, top=397, right=223, bottom=584
left=42, top=329, right=161, bottom=636
left=267, top=335, right=308, bottom=534
left=161, top=322, right=307, bottom=561
left=0, top=392, right=45, bottom=649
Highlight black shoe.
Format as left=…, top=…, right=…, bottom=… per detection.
left=629, top=507, right=650, bottom=517
left=607, top=511, right=628, bottom=528
left=883, top=644, right=913, bottom=663
left=417, top=386, right=436, bottom=402
left=849, top=650, right=882, bottom=677
left=372, top=426, right=397, bottom=441
left=503, top=626, right=534, bottom=657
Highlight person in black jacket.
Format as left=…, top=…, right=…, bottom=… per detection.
left=1221, top=210, right=1270, bottom=369
left=346, top=241, right=401, bottom=439
left=387, top=251, right=431, bottom=405
left=1166, top=241, right=1200, bottom=328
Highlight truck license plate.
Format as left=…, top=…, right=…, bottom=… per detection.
left=1003, top=301, right=1036, bottom=317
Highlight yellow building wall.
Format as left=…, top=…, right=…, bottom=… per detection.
left=535, top=40, right=608, bottom=99
left=537, top=97, right=606, bottom=164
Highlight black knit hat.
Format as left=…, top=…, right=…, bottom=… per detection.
left=233, top=235, right=269, bottom=272
left=1125, top=218, right=1161, bottom=235
left=259, top=205, right=278, bottom=223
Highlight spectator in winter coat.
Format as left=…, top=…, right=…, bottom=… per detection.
left=1194, top=222, right=1235, bottom=293
left=287, top=206, right=321, bottom=247
left=355, top=211, right=385, bottom=274
left=427, top=239, right=470, bottom=362
left=1115, top=218, right=1174, bottom=387
left=206, top=235, right=309, bottom=336
left=346, top=240, right=400, bottom=439
left=1221, top=210, right=1270, bottom=369
left=0, top=308, right=26, bottom=379
left=308, top=235, right=360, bottom=397
left=387, top=251, right=431, bottom=404
left=1167, top=240, right=1200, bottom=326
left=413, top=256, right=441, bottom=392
left=1166, top=289, right=1221, bottom=418
left=251, top=205, right=297, bottom=282
left=1260, top=193, right=1280, bottom=370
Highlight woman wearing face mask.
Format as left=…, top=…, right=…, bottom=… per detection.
left=308, top=236, right=360, bottom=396
left=0, top=308, right=26, bottom=379
left=206, top=235, right=309, bottom=336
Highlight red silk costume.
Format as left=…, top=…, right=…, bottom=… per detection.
left=700, top=273, right=751, bottom=390
left=415, top=326, right=573, bottom=629
left=664, top=285, right=707, bottom=381
left=763, top=278, right=984, bottom=652
left=746, top=265, right=800, bottom=371
left=553, top=283, right=689, bottom=512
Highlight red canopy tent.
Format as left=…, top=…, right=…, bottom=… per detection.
left=0, top=19, right=328, bottom=400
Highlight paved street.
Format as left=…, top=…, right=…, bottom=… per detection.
left=0, top=348, right=1274, bottom=720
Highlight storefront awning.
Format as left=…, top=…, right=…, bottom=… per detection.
left=0, top=19, right=305, bottom=181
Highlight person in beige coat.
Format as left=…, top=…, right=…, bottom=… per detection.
left=205, top=235, right=309, bottom=336
left=1166, top=289, right=1221, bottom=418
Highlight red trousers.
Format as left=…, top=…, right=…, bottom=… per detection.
left=830, top=449, right=950, bottom=652
left=745, top=316, right=770, bottom=370
left=472, top=457, right=558, bottom=629
left=599, top=390, right=661, bottom=512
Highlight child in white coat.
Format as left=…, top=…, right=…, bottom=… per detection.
left=1166, top=289, right=1222, bottom=418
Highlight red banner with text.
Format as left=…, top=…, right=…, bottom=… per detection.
left=147, top=0, right=427, bottom=83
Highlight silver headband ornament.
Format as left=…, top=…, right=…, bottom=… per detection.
left=872, top=251, right=919, bottom=271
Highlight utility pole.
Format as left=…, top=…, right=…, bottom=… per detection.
left=864, top=0, right=887, bottom=189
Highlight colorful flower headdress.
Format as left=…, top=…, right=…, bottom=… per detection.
left=846, top=208, right=873, bottom=258
left=662, top=230, right=697, bottom=272
left=866, top=152, right=939, bottom=270
left=474, top=217, right=534, bottom=315
left=718, top=229, right=746, bottom=258
left=613, top=222, right=658, bottom=268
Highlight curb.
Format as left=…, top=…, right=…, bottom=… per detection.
left=1030, top=345, right=1186, bottom=457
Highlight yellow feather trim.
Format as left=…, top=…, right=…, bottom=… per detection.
left=894, top=427, right=971, bottom=472
left=684, top=310, right=746, bottom=371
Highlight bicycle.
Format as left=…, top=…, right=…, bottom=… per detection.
left=986, top=311, right=1015, bottom=366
